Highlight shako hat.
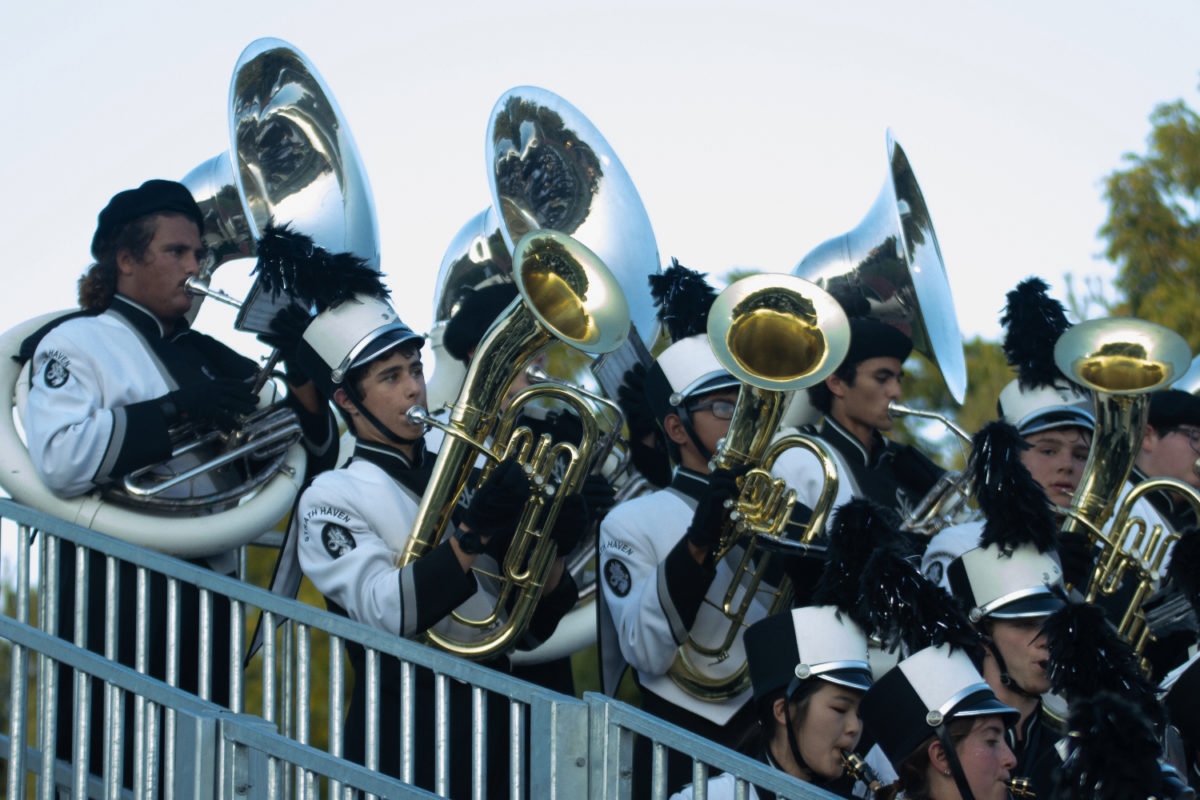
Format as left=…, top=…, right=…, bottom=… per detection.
left=859, top=645, right=1018, bottom=767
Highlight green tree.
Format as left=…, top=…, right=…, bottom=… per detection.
left=1100, top=88, right=1200, bottom=349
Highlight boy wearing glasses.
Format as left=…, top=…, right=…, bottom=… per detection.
left=599, top=305, right=765, bottom=797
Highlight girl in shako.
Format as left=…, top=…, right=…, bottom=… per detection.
left=668, top=501, right=893, bottom=799
left=859, top=645, right=1018, bottom=800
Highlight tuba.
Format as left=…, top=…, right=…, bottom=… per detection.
left=401, top=230, right=630, bottom=660
left=427, top=85, right=660, bottom=410
left=667, top=274, right=849, bottom=701
left=793, top=130, right=966, bottom=404
left=1053, top=317, right=1200, bottom=662
left=427, top=87, right=661, bottom=663
left=0, top=38, right=375, bottom=557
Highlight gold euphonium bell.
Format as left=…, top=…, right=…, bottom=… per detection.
left=1054, top=317, right=1200, bottom=663
left=667, top=274, right=849, bottom=701
left=402, top=229, right=630, bottom=660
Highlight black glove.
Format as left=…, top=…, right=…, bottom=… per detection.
left=462, top=459, right=533, bottom=545
left=684, top=467, right=746, bottom=550
left=617, top=363, right=657, bottom=440
left=1057, top=530, right=1096, bottom=589
left=580, top=473, right=616, bottom=521
left=548, top=492, right=588, bottom=555
left=257, top=303, right=313, bottom=385
left=160, top=377, right=259, bottom=429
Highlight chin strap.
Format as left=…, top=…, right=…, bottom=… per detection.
left=987, top=639, right=1042, bottom=701
left=344, top=385, right=423, bottom=447
left=675, top=406, right=714, bottom=464
left=935, top=722, right=977, bottom=800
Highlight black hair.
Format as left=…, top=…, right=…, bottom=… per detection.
left=78, top=212, right=182, bottom=311
left=806, top=359, right=859, bottom=415
left=337, top=341, right=424, bottom=435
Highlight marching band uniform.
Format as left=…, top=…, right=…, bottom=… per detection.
left=600, top=262, right=762, bottom=797
left=24, top=180, right=329, bottom=786
left=945, top=542, right=1067, bottom=799
left=275, top=292, right=577, bottom=796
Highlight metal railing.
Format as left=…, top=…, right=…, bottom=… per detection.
left=0, top=498, right=846, bottom=799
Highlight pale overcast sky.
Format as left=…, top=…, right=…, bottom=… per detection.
left=2, top=0, right=1198, bottom=394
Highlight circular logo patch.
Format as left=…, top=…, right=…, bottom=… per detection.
left=321, top=523, right=356, bottom=559
left=923, top=560, right=944, bottom=586
left=44, top=359, right=69, bottom=389
left=604, top=559, right=632, bottom=598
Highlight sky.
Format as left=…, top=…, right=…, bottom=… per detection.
left=2, top=0, right=1199, bottom=398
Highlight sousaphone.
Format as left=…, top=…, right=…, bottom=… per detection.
left=0, top=38, right=376, bottom=557
left=793, top=130, right=967, bottom=404
left=425, top=87, right=661, bottom=663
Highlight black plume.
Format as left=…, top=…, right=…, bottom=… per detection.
left=1049, top=692, right=1169, bottom=800
left=1167, top=526, right=1200, bottom=613
left=1000, top=277, right=1072, bottom=389
left=253, top=222, right=389, bottom=312
left=856, top=546, right=981, bottom=655
left=812, top=499, right=906, bottom=626
left=1041, top=602, right=1162, bottom=726
left=648, top=259, right=718, bottom=343
left=969, top=420, right=1058, bottom=554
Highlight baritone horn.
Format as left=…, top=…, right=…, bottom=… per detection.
left=667, top=274, right=849, bottom=701
left=793, top=130, right=966, bottom=404
left=402, top=230, right=630, bottom=659
left=1054, top=317, right=1199, bottom=661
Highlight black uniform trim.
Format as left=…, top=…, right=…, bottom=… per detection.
left=350, top=440, right=434, bottom=497
left=401, top=538, right=478, bottom=637
left=815, top=418, right=944, bottom=517
left=658, top=469, right=719, bottom=642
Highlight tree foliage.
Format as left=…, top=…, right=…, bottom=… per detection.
left=1100, top=90, right=1200, bottom=349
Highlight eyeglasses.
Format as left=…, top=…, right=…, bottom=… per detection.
left=687, top=399, right=736, bottom=420
left=1168, top=426, right=1200, bottom=454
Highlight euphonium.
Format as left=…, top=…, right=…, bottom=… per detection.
left=401, top=230, right=630, bottom=659
left=667, top=274, right=849, bottom=701
left=1053, top=318, right=1196, bottom=661
left=888, top=402, right=977, bottom=537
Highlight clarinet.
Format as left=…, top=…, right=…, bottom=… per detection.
left=840, top=749, right=883, bottom=793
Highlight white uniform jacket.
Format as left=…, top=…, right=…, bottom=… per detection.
left=291, top=437, right=578, bottom=646
left=599, top=468, right=773, bottom=725
left=24, top=295, right=335, bottom=497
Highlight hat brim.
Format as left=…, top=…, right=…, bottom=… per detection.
left=684, top=373, right=740, bottom=399
left=1017, top=407, right=1095, bottom=436
left=948, top=688, right=1020, bottom=727
left=988, top=593, right=1065, bottom=620
left=348, top=327, right=424, bottom=371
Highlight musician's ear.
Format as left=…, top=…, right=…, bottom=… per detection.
left=333, top=388, right=358, bottom=417
left=662, top=412, right=689, bottom=446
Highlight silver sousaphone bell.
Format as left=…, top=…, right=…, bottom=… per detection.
left=0, top=38, right=377, bottom=557
left=793, top=130, right=967, bottom=404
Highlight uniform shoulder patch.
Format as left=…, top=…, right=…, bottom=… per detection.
left=604, top=558, right=632, bottom=598
left=321, top=523, right=356, bottom=559
left=43, top=358, right=70, bottom=388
